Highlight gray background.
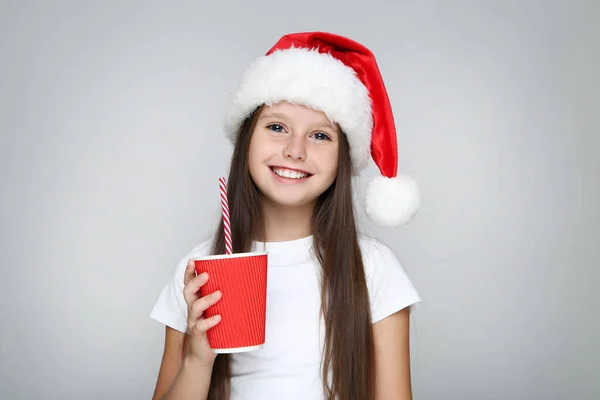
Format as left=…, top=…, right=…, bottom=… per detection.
left=1, top=1, right=598, bottom=399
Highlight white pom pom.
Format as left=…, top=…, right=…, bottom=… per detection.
left=365, top=175, right=421, bottom=227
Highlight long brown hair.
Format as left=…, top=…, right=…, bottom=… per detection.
left=207, top=106, right=375, bottom=400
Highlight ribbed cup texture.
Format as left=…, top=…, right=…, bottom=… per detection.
left=195, top=253, right=268, bottom=351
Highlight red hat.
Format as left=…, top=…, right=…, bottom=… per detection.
left=224, top=32, right=420, bottom=226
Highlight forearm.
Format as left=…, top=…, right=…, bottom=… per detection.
left=160, top=355, right=213, bottom=400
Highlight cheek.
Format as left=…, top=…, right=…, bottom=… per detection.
left=249, top=133, right=274, bottom=159
left=248, top=134, right=275, bottom=177
left=328, top=155, right=339, bottom=179
left=247, top=136, right=260, bottom=178
left=328, top=145, right=340, bottom=170
left=248, top=132, right=266, bottom=161
left=319, top=147, right=339, bottom=181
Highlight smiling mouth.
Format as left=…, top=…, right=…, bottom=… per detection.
left=269, top=166, right=313, bottom=180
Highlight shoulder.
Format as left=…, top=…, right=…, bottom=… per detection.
left=177, top=239, right=214, bottom=268
left=357, top=234, right=401, bottom=267
left=169, top=239, right=215, bottom=281
left=150, top=239, right=216, bottom=332
left=184, top=239, right=214, bottom=260
left=357, top=234, right=420, bottom=323
left=357, top=233, right=407, bottom=285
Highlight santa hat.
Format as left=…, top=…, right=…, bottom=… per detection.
left=223, top=32, right=420, bottom=227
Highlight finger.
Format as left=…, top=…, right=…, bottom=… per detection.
left=183, top=273, right=209, bottom=307
left=183, top=260, right=196, bottom=286
left=188, top=290, right=222, bottom=322
left=192, top=314, right=222, bottom=335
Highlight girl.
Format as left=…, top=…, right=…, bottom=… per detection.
left=150, top=32, right=421, bottom=400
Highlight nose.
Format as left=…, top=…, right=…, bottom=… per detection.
left=283, top=135, right=307, bottom=161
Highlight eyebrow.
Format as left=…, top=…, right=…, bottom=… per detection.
left=259, top=112, right=336, bottom=130
left=258, top=112, right=287, bottom=121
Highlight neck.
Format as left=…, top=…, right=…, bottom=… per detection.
left=261, top=197, right=314, bottom=242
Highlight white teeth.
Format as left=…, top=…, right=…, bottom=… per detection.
left=273, top=168, right=308, bottom=179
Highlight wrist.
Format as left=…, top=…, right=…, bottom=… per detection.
left=183, top=352, right=215, bottom=372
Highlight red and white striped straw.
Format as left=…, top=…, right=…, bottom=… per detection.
left=219, top=177, right=233, bottom=255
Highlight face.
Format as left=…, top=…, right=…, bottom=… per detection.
left=248, top=101, right=340, bottom=210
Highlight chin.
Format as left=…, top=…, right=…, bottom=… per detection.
left=263, top=194, right=317, bottom=209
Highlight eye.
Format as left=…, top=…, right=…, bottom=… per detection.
left=311, top=132, right=331, bottom=141
left=267, top=123, right=286, bottom=133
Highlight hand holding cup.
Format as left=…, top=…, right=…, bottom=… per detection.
left=183, top=259, right=222, bottom=366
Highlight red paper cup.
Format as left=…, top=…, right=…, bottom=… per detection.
left=194, top=252, right=268, bottom=353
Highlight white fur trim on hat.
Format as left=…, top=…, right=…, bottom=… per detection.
left=224, top=47, right=373, bottom=172
left=365, top=175, right=421, bottom=227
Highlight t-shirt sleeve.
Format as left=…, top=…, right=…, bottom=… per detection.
left=150, top=241, right=212, bottom=333
left=362, top=238, right=421, bottom=324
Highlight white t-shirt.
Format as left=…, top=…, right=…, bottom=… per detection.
left=150, top=234, right=420, bottom=400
